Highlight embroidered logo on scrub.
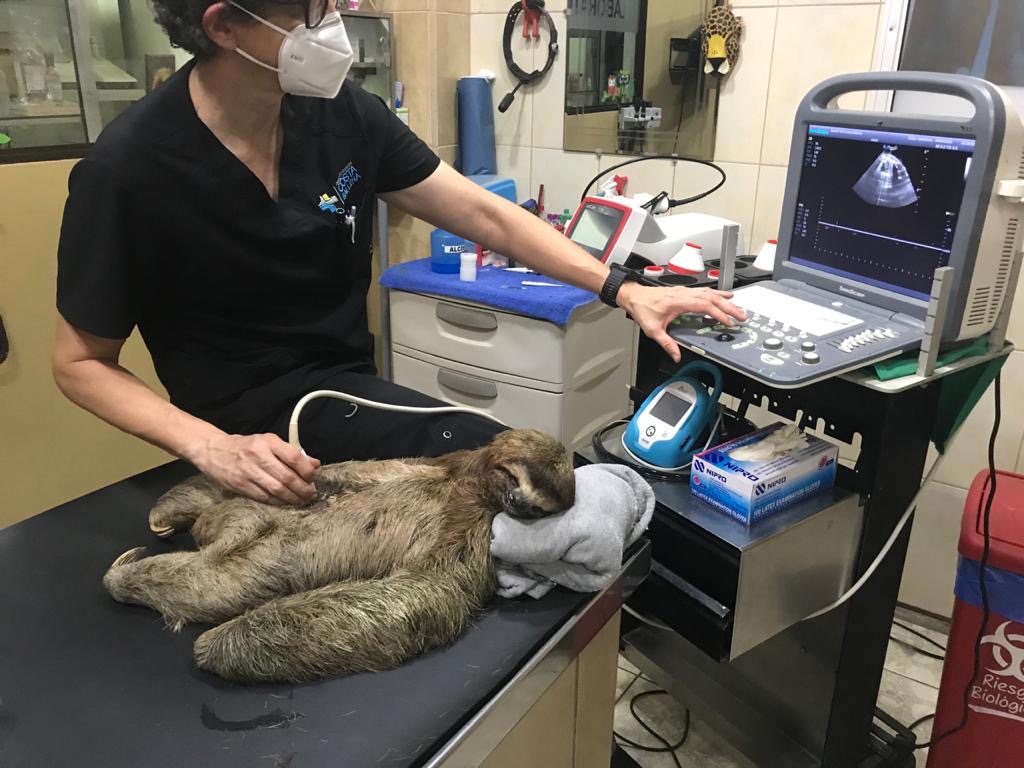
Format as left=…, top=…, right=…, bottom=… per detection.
left=318, top=162, right=363, bottom=214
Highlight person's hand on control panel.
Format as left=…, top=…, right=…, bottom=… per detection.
left=617, top=283, right=747, bottom=363
left=191, top=433, right=321, bottom=506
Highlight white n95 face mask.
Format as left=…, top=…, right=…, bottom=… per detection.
left=230, top=2, right=354, bottom=99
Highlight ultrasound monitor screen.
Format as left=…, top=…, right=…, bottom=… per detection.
left=789, top=124, right=975, bottom=301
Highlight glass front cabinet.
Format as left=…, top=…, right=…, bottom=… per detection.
left=0, top=1, right=394, bottom=162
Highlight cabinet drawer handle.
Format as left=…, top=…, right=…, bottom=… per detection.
left=437, top=368, right=498, bottom=399
left=435, top=303, right=498, bottom=332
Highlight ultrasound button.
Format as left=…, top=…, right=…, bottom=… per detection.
left=802, top=352, right=821, bottom=365
left=772, top=330, right=784, bottom=338
left=701, top=315, right=717, bottom=326
left=801, top=341, right=817, bottom=352
left=778, top=352, right=792, bottom=360
left=760, top=353, right=784, bottom=366
left=646, top=426, right=656, bottom=437
left=763, top=338, right=783, bottom=351
left=716, top=333, right=735, bottom=342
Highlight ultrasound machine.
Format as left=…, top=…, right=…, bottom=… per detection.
left=669, top=72, right=1024, bottom=387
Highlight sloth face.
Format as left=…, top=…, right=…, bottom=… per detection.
left=488, top=430, right=575, bottom=520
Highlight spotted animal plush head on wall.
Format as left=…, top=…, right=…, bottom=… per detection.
left=702, top=1, right=743, bottom=77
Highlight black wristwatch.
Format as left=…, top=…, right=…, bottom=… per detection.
left=600, top=263, right=641, bottom=308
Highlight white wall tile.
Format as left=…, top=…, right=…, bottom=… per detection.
left=531, top=147, right=600, bottom=218
left=931, top=351, right=1024, bottom=489
left=470, top=13, right=534, bottom=146
left=759, top=4, right=881, bottom=166
left=898, top=481, right=966, bottom=618
left=673, top=161, right=760, bottom=251
left=713, top=6, right=777, bottom=165
left=495, top=143, right=533, bottom=202
left=530, top=10, right=567, bottom=150
left=750, top=163, right=787, bottom=248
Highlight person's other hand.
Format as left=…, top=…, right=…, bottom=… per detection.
left=617, top=283, right=747, bottom=363
left=192, top=433, right=321, bottom=505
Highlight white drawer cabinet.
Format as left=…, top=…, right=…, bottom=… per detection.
left=389, top=291, right=636, bottom=451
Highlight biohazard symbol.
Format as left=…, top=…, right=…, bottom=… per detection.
left=981, top=622, right=1024, bottom=682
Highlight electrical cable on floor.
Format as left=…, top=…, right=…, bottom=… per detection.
left=892, top=620, right=947, bottom=653
left=909, top=713, right=936, bottom=732
left=915, top=372, right=1001, bottom=752
left=613, top=689, right=690, bottom=768
left=889, top=635, right=945, bottom=662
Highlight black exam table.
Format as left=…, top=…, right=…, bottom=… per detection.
left=0, top=461, right=647, bottom=768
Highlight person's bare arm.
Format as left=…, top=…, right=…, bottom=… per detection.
left=51, top=316, right=319, bottom=505
left=383, top=163, right=746, bottom=362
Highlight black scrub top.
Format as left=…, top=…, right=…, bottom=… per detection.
left=56, top=60, right=439, bottom=434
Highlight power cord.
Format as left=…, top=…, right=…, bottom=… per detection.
left=591, top=410, right=724, bottom=483
left=892, top=620, right=947, bottom=654
left=915, top=373, right=1001, bottom=752
left=498, top=0, right=559, bottom=114
left=614, top=689, right=691, bottom=768
left=579, top=155, right=727, bottom=212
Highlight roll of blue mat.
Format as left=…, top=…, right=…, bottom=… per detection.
left=457, top=76, right=497, bottom=176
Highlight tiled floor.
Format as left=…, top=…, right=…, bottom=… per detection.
left=615, top=607, right=948, bottom=767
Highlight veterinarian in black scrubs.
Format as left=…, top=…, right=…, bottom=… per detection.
left=53, top=0, right=745, bottom=507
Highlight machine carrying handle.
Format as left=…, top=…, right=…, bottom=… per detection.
left=804, top=70, right=1000, bottom=117
left=672, top=360, right=724, bottom=453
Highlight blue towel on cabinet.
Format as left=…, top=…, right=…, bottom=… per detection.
left=379, top=258, right=597, bottom=327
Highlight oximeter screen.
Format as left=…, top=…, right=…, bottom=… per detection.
left=569, top=205, right=625, bottom=258
left=650, top=392, right=689, bottom=427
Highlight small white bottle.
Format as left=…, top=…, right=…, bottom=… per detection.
left=44, top=53, right=62, bottom=105
left=459, top=252, right=477, bottom=282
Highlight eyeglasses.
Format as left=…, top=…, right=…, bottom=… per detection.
left=241, top=0, right=339, bottom=29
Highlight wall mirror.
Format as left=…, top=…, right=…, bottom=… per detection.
left=563, top=0, right=719, bottom=159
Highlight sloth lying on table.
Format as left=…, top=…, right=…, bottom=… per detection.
left=103, top=429, right=575, bottom=683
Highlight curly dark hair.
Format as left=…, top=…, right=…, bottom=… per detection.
left=149, top=0, right=279, bottom=59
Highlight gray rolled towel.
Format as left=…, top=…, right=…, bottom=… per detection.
left=490, top=464, right=655, bottom=599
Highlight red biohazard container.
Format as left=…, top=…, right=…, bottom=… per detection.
left=928, top=469, right=1024, bottom=767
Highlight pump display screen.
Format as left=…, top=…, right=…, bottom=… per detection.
left=569, top=202, right=626, bottom=258
left=788, top=124, right=975, bottom=301
left=650, top=391, right=690, bottom=427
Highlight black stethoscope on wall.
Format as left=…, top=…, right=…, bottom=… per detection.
left=499, top=0, right=560, bottom=114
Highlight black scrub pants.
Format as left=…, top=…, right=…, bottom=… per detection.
left=265, top=371, right=507, bottom=464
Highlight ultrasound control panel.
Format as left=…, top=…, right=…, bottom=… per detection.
left=669, top=282, right=925, bottom=387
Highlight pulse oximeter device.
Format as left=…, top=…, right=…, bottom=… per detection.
left=623, top=361, right=723, bottom=469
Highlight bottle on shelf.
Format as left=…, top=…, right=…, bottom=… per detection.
left=17, top=46, right=47, bottom=103
left=44, top=53, right=62, bottom=105
left=0, top=70, right=10, bottom=119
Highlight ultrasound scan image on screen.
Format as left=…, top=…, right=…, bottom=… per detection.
left=788, top=124, right=975, bottom=301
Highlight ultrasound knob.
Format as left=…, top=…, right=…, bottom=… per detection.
left=802, top=352, right=821, bottom=365
left=763, top=338, right=784, bottom=352
left=800, top=341, right=817, bottom=352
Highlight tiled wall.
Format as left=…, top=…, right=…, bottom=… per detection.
left=373, top=0, right=473, bottom=258
left=379, top=0, right=1024, bottom=617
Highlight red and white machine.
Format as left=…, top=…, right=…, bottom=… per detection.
left=565, top=194, right=745, bottom=271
